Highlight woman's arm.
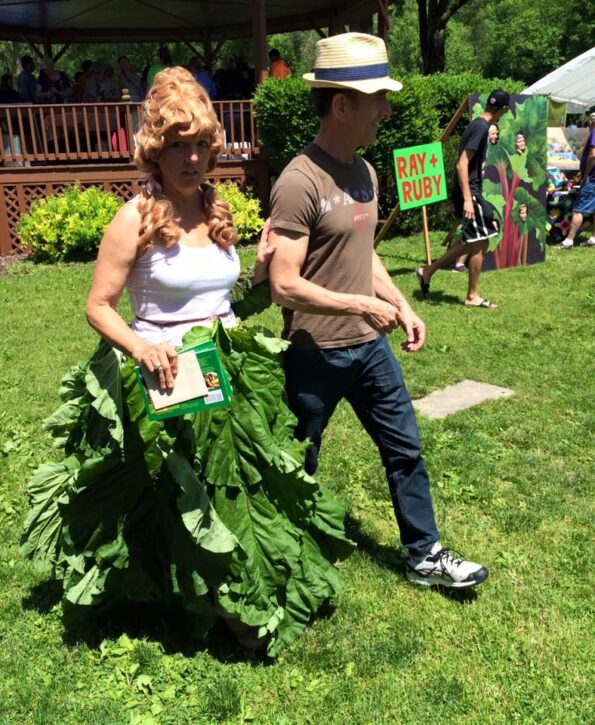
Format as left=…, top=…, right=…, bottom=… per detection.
left=251, top=218, right=274, bottom=285
left=86, top=203, right=178, bottom=388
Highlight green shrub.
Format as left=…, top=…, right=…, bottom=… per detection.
left=215, top=181, right=263, bottom=243
left=254, top=72, right=525, bottom=232
left=17, top=183, right=122, bottom=262
left=253, top=77, right=319, bottom=176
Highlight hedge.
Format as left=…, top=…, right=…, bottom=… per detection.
left=17, top=182, right=263, bottom=263
left=253, top=72, right=525, bottom=233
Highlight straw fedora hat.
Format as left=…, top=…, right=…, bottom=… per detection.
left=303, top=32, right=402, bottom=94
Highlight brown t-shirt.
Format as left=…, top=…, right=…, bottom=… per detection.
left=270, top=143, right=378, bottom=349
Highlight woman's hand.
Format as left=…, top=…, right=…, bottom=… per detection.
left=133, top=341, right=179, bottom=390
left=253, top=219, right=276, bottom=285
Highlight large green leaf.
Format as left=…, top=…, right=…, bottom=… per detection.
left=169, top=448, right=238, bottom=555
left=269, top=532, right=343, bottom=657
left=85, top=341, right=125, bottom=448
left=20, top=459, right=77, bottom=572
left=231, top=280, right=273, bottom=320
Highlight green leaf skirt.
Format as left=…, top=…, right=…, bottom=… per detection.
left=21, top=322, right=354, bottom=657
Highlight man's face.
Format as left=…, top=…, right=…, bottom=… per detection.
left=345, top=90, right=391, bottom=146
left=495, top=106, right=509, bottom=122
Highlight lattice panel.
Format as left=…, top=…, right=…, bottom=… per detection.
left=3, top=186, right=22, bottom=251
left=24, top=186, right=46, bottom=204
left=110, top=181, right=136, bottom=200
left=1, top=162, right=268, bottom=254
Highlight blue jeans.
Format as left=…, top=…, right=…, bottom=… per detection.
left=284, top=336, right=440, bottom=556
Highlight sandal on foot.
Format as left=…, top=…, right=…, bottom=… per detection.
left=416, top=269, right=430, bottom=298
left=465, top=298, right=497, bottom=309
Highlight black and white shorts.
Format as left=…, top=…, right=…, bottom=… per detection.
left=454, top=195, right=499, bottom=244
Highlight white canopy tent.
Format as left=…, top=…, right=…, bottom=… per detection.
left=523, top=46, right=595, bottom=114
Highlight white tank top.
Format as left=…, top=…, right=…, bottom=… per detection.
left=125, top=198, right=241, bottom=346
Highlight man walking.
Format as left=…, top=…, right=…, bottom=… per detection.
left=561, top=111, right=595, bottom=248
left=416, top=90, right=511, bottom=308
left=268, top=33, right=488, bottom=589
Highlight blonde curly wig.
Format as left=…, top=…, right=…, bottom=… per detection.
left=134, top=66, right=237, bottom=250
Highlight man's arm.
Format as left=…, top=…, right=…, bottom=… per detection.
left=268, top=228, right=400, bottom=334
left=372, top=251, right=426, bottom=351
left=456, top=148, right=475, bottom=220
left=582, top=146, right=595, bottom=182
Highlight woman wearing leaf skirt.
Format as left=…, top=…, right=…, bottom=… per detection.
left=21, top=67, right=353, bottom=657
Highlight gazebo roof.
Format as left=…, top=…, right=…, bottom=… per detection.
left=0, top=0, right=384, bottom=43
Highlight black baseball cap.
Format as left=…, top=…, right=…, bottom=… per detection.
left=487, top=89, right=510, bottom=109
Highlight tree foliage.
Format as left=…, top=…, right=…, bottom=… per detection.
left=388, top=0, right=595, bottom=86
left=416, top=0, right=470, bottom=74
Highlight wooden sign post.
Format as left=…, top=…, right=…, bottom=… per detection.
left=393, top=141, right=447, bottom=265
left=374, top=95, right=469, bottom=250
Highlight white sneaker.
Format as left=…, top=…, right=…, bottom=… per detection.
left=561, top=238, right=574, bottom=249
left=586, top=236, right=595, bottom=247
left=406, top=542, right=488, bottom=589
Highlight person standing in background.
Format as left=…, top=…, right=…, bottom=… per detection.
left=417, top=90, right=511, bottom=308
left=561, top=112, right=595, bottom=248
left=17, top=56, right=37, bottom=103
left=268, top=49, right=291, bottom=79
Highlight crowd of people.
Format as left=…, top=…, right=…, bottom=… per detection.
left=1, top=45, right=292, bottom=105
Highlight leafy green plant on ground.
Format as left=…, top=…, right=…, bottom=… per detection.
left=17, top=183, right=123, bottom=262
left=214, top=181, right=264, bottom=243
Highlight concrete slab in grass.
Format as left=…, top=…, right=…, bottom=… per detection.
left=413, top=380, right=513, bottom=419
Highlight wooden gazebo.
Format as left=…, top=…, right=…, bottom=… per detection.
left=0, top=0, right=393, bottom=253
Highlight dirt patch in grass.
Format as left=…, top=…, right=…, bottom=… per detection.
left=0, top=253, right=30, bottom=278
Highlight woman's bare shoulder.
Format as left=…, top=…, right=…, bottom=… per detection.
left=98, top=199, right=142, bottom=259
left=105, top=199, right=141, bottom=236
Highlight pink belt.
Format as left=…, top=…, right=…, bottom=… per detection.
left=135, top=313, right=225, bottom=328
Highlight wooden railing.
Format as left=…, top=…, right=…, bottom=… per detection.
left=0, top=100, right=259, bottom=166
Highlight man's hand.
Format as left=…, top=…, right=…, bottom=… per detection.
left=361, top=297, right=400, bottom=334
left=463, top=199, right=475, bottom=220
left=396, top=306, right=426, bottom=352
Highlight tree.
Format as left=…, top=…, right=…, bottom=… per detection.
left=387, top=0, right=422, bottom=76
left=416, top=0, right=470, bottom=74
left=448, top=0, right=595, bottom=86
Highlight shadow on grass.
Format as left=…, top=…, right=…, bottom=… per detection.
left=22, top=580, right=272, bottom=665
left=346, top=515, right=480, bottom=605
left=412, top=289, right=462, bottom=305
left=346, top=515, right=406, bottom=575
left=22, top=579, right=63, bottom=613
left=383, top=266, right=418, bottom=278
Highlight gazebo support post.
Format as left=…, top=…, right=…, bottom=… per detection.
left=329, top=14, right=346, bottom=35
left=252, top=0, right=268, bottom=84
left=376, top=0, right=390, bottom=43
left=202, top=33, right=214, bottom=70
left=42, top=36, right=52, bottom=59
left=21, top=35, right=45, bottom=60
left=53, top=40, right=74, bottom=63
left=351, top=16, right=373, bottom=34
left=183, top=40, right=204, bottom=59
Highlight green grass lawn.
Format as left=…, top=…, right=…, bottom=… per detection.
left=0, top=234, right=593, bottom=724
